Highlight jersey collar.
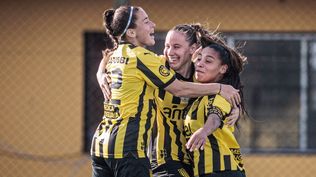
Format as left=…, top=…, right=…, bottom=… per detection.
left=119, top=40, right=136, bottom=49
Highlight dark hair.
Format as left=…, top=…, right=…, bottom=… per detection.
left=171, top=23, right=209, bottom=46
left=103, top=6, right=139, bottom=54
left=199, top=32, right=248, bottom=119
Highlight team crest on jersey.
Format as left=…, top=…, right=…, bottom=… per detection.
left=159, top=65, right=170, bottom=77
left=207, top=97, right=215, bottom=109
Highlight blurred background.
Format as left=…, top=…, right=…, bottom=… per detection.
left=1, top=0, right=316, bottom=176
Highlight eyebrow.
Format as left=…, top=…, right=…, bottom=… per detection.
left=205, top=55, right=215, bottom=60
left=142, top=16, right=149, bottom=22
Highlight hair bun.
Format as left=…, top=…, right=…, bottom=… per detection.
left=103, top=9, right=115, bottom=34
left=190, top=23, right=202, bottom=32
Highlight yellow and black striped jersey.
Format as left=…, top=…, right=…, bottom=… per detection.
left=153, top=62, right=195, bottom=165
left=184, top=94, right=245, bottom=176
left=91, top=43, right=176, bottom=159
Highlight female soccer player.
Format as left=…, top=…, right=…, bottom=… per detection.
left=91, top=6, right=240, bottom=177
left=151, top=24, right=202, bottom=177
left=184, top=31, right=247, bottom=177
left=152, top=24, right=239, bottom=177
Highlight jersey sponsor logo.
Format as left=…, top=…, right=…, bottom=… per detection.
left=159, top=65, right=170, bottom=77
left=230, top=148, right=243, bottom=162
left=184, top=123, right=193, bottom=138
left=163, top=106, right=187, bottom=120
left=103, top=103, right=120, bottom=119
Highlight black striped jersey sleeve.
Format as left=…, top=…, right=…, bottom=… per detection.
left=134, top=49, right=176, bottom=89
left=206, top=94, right=232, bottom=128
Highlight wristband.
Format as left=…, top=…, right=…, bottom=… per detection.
left=217, top=84, right=222, bottom=95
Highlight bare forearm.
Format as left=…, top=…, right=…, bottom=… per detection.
left=96, top=58, right=107, bottom=83
left=97, top=59, right=107, bottom=74
left=165, top=79, right=240, bottom=106
left=203, top=114, right=221, bottom=135
left=165, top=79, right=220, bottom=97
left=186, top=114, right=221, bottom=151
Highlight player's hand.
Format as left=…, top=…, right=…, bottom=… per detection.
left=226, top=105, right=240, bottom=127
left=219, top=84, right=240, bottom=107
left=97, top=72, right=111, bottom=102
left=192, top=47, right=202, bottom=62
left=96, top=50, right=113, bottom=102
left=186, top=128, right=208, bottom=151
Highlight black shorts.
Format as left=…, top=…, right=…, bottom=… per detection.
left=152, top=160, right=193, bottom=177
left=201, top=170, right=246, bottom=177
left=91, top=155, right=152, bottom=177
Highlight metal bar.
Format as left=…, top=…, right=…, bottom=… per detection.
left=299, top=40, right=308, bottom=151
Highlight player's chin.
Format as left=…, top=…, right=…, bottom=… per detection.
left=169, top=63, right=180, bottom=70
left=195, top=74, right=206, bottom=83
left=146, top=39, right=155, bottom=46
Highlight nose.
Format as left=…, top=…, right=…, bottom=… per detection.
left=166, top=47, right=174, bottom=56
left=195, top=60, right=203, bottom=68
left=151, top=20, right=156, bottom=28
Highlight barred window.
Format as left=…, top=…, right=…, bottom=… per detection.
left=84, top=32, right=316, bottom=153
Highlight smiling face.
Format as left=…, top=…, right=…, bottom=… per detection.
left=163, top=30, right=196, bottom=72
left=129, top=7, right=156, bottom=47
left=194, top=47, right=228, bottom=83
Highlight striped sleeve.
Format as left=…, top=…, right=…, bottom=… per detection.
left=136, top=53, right=176, bottom=89
left=211, top=95, right=232, bottom=116
left=206, top=95, right=232, bottom=128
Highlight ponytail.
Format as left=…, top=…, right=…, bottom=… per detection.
left=103, top=9, right=119, bottom=55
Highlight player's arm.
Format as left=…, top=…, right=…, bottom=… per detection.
left=96, top=51, right=112, bottom=101
left=137, top=50, right=240, bottom=106
left=186, top=113, right=221, bottom=152
left=225, top=105, right=240, bottom=127
left=165, top=79, right=240, bottom=107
